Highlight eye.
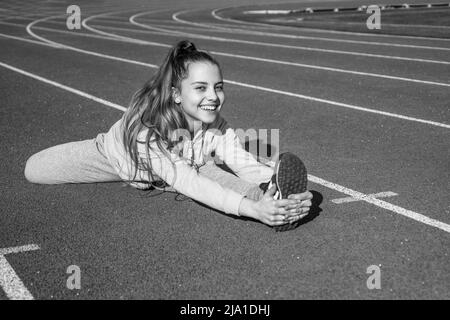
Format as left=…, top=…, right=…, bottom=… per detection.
left=196, top=86, right=206, bottom=91
left=215, top=85, right=224, bottom=91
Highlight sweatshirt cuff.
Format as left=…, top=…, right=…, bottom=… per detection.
left=222, top=189, right=245, bottom=216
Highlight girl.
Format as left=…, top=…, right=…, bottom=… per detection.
left=24, top=40, right=313, bottom=231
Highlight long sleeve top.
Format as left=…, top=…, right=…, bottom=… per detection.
left=103, top=115, right=274, bottom=216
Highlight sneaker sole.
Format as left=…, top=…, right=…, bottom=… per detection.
left=273, top=152, right=308, bottom=232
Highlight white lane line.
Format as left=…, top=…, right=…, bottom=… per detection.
left=172, top=9, right=450, bottom=51
left=0, top=244, right=40, bottom=256
left=20, top=12, right=450, bottom=87
left=131, top=12, right=450, bottom=65
left=0, top=61, right=126, bottom=112
left=23, top=17, right=159, bottom=68
left=128, top=18, right=450, bottom=87
left=211, top=7, right=450, bottom=42
left=224, top=80, right=450, bottom=129
left=209, top=51, right=450, bottom=88
left=2, top=61, right=449, bottom=234
left=0, top=244, right=40, bottom=300
left=86, top=21, right=450, bottom=87
left=0, top=20, right=149, bottom=43
left=309, top=175, right=450, bottom=233
left=332, top=191, right=398, bottom=204
left=0, top=32, right=58, bottom=47
left=82, top=12, right=169, bottom=48
left=85, top=19, right=450, bottom=87
left=22, top=22, right=450, bottom=129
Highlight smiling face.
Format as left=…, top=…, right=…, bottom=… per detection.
left=174, top=61, right=225, bottom=134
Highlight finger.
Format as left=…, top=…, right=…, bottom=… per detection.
left=285, top=203, right=302, bottom=210
left=267, top=215, right=289, bottom=226
left=270, top=220, right=289, bottom=226
left=284, top=199, right=312, bottom=210
left=287, top=194, right=302, bottom=200
left=287, top=212, right=308, bottom=223
left=287, top=207, right=307, bottom=215
left=264, top=185, right=277, bottom=197
left=287, top=206, right=309, bottom=216
left=275, top=207, right=293, bottom=215
left=299, top=200, right=312, bottom=208
left=274, top=199, right=301, bottom=208
left=288, top=191, right=313, bottom=201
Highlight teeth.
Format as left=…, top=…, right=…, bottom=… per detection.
left=200, top=105, right=218, bottom=111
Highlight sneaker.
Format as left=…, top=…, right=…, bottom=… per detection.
left=261, top=152, right=308, bottom=232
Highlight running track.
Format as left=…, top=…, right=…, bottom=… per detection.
left=0, top=0, right=449, bottom=300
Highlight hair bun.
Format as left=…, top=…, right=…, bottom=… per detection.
left=174, top=40, right=197, bottom=57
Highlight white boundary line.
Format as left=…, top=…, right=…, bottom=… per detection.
left=27, top=13, right=447, bottom=89
left=64, top=20, right=450, bottom=87
left=0, top=244, right=40, bottom=300
left=1, top=61, right=449, bottom=234
left=21, top=17, right=450, bottom=129
left=129, top=11, right=450, bottom=65
left=0, top=61, right=126, bottom=112
left=81, top=11, right=170, bottom=48
left=23, top=17, right=160, bottom=68
left=211, top=7, right=450, bottom=42
left=0, top=32, right=57, bottom=47
left=171, top=9, right=450, bottom=51
left=0, top=244, right=40, bottom=256
left=0, top=20, right=155, bottom=43
left=309, top=176, right=450, bottom=233
left=129, top=16, right=450, bottom=86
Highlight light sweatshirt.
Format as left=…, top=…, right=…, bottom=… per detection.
left=103, top=115, right=274, bottom=216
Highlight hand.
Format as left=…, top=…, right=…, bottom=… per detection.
left=251, top=185, right=305, bottom=227
left=284, top=191, right=313, bottom=224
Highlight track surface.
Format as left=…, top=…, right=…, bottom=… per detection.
left=0, top=0, right=449, bottom=300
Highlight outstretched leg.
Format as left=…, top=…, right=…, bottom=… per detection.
left=199, top=163, right=265, bottom=201
left=24, top=133, right=120, bottom=184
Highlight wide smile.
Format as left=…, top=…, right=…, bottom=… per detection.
left=199, top=104, right=219, bottom=112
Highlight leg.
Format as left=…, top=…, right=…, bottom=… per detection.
left=24, top=133, right=121, bottom=184
left=199, top=163, right=265, bottom=201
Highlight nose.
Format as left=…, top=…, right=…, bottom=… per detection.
left=206, top=87, right=219, bottom=103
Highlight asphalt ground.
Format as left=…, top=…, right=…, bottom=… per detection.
left=0, top=0, right=449, bottom=300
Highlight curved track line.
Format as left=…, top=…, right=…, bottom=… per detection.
left=16, top=19, right=450, bottom=89
left=128, top=21, right=450, bottom=87
left=0, top=20, right=148, bottom=42
left=1, top=60, right=449, bottom=234
left=25, top=17, right=450, bottom=129
left=82, top=10, right=171, bottom=47
left=135, top=11, right=450, bottom=65
left=0, top=32, right=57, bottom=47
left=211, top=7, right=450, bottom=42
left=172, top=9, right=450, bottom=51
left=26, top=16, right=159, bottom=67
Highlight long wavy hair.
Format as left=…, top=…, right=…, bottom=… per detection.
left=121, top=40, right=220, bottom=189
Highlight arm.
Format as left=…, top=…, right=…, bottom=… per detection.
left=144, top=145, right=245, bottom=215
left=212, top=120, right=274, bottom=184
left=142, top=144, right=304, bottom=226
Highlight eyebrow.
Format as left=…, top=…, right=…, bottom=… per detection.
left=190, top=81, right=224, bottom=86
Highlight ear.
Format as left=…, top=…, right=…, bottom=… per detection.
left=171, top=86, right=181, bottom=104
